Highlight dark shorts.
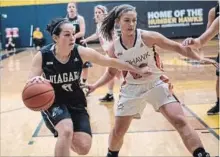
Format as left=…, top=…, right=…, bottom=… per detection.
left=6, top=44, right=15, bottom=51
left=33, top=38, right=44, bottom=47
left=41, top=104, right=92, bottom=137
left=216, top=54, right=219, bottom=76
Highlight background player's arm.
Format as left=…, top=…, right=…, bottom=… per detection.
left=91, top=44, right=119, bottom=89
left=74, top=15, right=86, bottom=39
left=182, top=17, right=219, bottom=49
left=196, top=17, right=219, bottom=47
left=142, top=31, right=203, bottom=60
left=28, top=51, right=43, bottom=79
left=207, top=7, right=216, bottom=29
left=81, top=33, right=98, bottom=44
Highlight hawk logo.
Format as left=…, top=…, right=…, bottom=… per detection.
left=62, top=84, right=73, bottom=92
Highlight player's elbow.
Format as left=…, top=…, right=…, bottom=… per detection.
left=80, top=31, right=85, bottom=37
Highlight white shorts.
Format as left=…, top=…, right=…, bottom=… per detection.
left=116, top=80, right=178, bottom=119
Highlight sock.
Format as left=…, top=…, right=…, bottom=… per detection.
left=193, top=147, right=210, bottom=157
left=108, top=89, right=113, bottom=95
left=107, top=148, right=119, bottom=157
left=82, top=79, right=87, bottom=84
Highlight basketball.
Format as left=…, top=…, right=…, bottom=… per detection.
left=22, top=81, right=55, bottom=111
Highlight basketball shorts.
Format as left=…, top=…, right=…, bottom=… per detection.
left=116, top=79, right=178, bottom=119
left=6, top=44, right=15, bottom=51
left=41, top=104, right=91, bottom=137
left=216, top=54, right=219, bottom=76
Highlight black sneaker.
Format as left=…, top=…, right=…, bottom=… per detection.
left=207, top=103, right=219, bottom=115
left=99, top=93, right=114, bottom=102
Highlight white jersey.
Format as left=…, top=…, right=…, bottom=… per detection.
left=114, top=29, right=164, bottom=84
left=96, top=23, right=111, bottom=52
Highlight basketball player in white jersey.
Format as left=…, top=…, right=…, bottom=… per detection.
left=81, top=5, right=119, bottom=101
left=88, top=4, right=216, bottom=157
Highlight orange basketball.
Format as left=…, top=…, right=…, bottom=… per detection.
left=22, top=81, right=55, bottom=111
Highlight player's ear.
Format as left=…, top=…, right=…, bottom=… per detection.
left=52, top=34, right=58, bottom=43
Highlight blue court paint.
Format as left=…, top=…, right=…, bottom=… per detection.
left=28, top=119, right=44, bottom=145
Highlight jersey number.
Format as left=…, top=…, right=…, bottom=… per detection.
left=129, top=63, right=148, bottom=79
left=62, top=84, right=73, bottom=92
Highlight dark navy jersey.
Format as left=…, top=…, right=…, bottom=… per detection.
left=67, top=15, right=85, bottom=45
left=41, top=44, right=87, bottom=107
left=215, top=4, right=219, bottom=18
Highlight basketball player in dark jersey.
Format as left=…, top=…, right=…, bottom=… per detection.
left=66, top=1, right=91, bottom=86
left=206, top=3, right=219, bottom=115
left=183, top=3, right=219, bottom=115
left=27, top=18, right=152, bottom=157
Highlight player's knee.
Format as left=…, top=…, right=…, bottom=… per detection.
left=71, top=142, right=91, bottom=155
left=76, top=145, right=90, bottom=155
left=57, top=126, right=73, bottom=138
left=172, top=115, right=187, bottom=129
left=112, top=127, right=126, bottom=138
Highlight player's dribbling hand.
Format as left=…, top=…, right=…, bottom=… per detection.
left=26, top=76, right=50, bottom=84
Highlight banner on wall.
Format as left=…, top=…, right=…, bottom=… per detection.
left=147, top=8, right=204, bottom=28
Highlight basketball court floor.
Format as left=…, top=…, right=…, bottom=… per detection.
left=0, top=40, right=219, bottom=156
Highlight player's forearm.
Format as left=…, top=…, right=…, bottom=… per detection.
left=199, top=17, right=219, bottom=46
left=178, top=46, right=202, bottom=60
left=75, top=32, right=85, bottom=39
left=86, top=34, right=98, bottom=42
left=105, top=58, right=141, bottom=74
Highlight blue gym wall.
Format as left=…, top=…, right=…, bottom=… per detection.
left=0, top=1, right=217, bottom=48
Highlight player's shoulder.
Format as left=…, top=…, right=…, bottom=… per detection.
left=77, top=14, right=85, bottom=20
left=140, top=29, right=160, bottom=39
left=40, top=43, right=54, bottom=54
left=209, top=7, right=216, bottom=15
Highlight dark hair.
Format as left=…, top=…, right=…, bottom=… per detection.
left=46, top=18, right=69, bottom=36
left=100, top=4, right=136, bottom=41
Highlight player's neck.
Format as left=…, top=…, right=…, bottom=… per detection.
left=68, top=14, right=77, bottom=19
left=121, top=33, right=136, bottom=48
left=54, top=46, right=71, bottom=60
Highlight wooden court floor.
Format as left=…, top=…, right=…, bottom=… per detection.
left=0, top=40, right=219, bottom=156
